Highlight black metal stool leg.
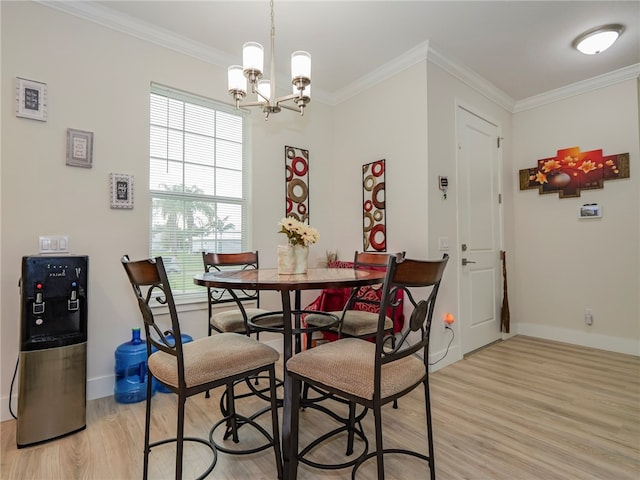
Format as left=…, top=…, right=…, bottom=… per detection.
left=143, top=372, right=153, bottom=480
left=254, top=332, right=262, bottom=385
left=374, top=404, right=385, bottom=480
left=227, top=382, right=240, bottom=443
left=301, top=332, right=314, bottom=404
left=346, top=402, right=356, bottom=455
left=289, top=376, right=302, bottom=480
left=268, top=366, right=283, bottom=480
left=176, top=396, right=186, bottom=480
left=424, top=379, right=436, bottom=480
left=391, top=336, right=398, bottom=409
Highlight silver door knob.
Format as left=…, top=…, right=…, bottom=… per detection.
left=462, top=258, right=476, bottom=266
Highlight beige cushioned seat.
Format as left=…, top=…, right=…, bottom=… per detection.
left=305, top=310, right=393, bottom=337
left=211, top=308, right=283, bottom=333
left=149, top=333, right=279, bottom=389
left=286, top=337, right=425, bottom=400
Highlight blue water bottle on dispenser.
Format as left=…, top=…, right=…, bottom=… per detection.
left=114, top=328, right=155, bottom=403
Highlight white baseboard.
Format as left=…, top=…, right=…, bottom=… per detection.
left=2, top=337, right=286, bottom=422
left=0, top=335, right=517, bottom=422
left=429, top=343, right=462, bottom=372
left=1, top=395, right=18, bottom=423
left=514, top=323, right=639, bottom=356
left=86, top=374, right=117, bottom=401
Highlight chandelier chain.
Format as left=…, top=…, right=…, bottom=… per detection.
left=270, top=0, right=275, bottom=40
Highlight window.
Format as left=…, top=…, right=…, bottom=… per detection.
left=149, top=84, right=249, bottom=298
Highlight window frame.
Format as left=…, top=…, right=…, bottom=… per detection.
left=149, top=83, right=252, bottom=304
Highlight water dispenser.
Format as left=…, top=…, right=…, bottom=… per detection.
left=16, top=255, right=88, bottom=447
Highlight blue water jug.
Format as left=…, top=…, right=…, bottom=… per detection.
left=155, top=332, right=193, bottom=393
left=114, top=328, right=155, bottom=403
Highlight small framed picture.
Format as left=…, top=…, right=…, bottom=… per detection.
left=15, top=77, right=48, bottom=121
left=579, top=203, right=601, bottom=219
left=66, top=129, right=94, bottom=168
left=110, top=173, right=134, bottom=209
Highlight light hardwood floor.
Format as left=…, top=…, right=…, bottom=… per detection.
left=2, top=335, right=639, bottom=479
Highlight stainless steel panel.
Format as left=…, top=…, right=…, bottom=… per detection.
left=17, top=342, right=86, bottom=447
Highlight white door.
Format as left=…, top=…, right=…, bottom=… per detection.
left=457, top=106, right=502, bottom=354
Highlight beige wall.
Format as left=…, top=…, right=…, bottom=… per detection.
left=329, top=61, right=429, bottom=256
left=2, top=2, right=638, bottom=422
left=0, top=2, right=332, bottom=419
left=426, top=62, right=514, bottom=366
left=329, top=60, right=437, bottom=354
left=511, top=81, right=640, bottom=354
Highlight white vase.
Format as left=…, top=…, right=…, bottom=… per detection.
left=277, top=245, right=309, bottom=274
left=293, top=245, right=309, bottom=274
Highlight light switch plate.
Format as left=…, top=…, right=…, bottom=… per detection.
left=39, top=235, right=69, bottom=254
left=438, top=236, right=449, bottom=251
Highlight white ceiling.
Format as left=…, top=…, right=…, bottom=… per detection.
left=76, top=1, right=640, bottom=105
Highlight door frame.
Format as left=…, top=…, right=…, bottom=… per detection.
left=454, top=99, right=506, bottom=354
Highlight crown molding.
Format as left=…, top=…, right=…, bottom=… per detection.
left=427, top=45, right=516, bottom=112
left=35, top=0, right=337, bottom=105
left=37, top=1, right=640, bottom=113
left=513, top=64, right=640, bottom=113
left=328, top=41, right=431, bottom=106
left=36, top=1, right=235, bottom=75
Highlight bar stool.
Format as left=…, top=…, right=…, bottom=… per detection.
left=121, top=255, right=283, bottom=480
left=287, top=254, right=448, bottom=479
left=202, top=251, right=285, bottom=451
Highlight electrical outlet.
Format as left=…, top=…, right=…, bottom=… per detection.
left=585, top=308, right=594, bottom=326
left=443, top=313, right=455, bottom=332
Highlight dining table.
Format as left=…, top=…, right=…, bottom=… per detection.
left=193, top=266, right=387, bottom=480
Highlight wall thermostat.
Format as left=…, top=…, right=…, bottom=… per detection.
left=579, top=203, right=601, bottom=219
left=438, top=176, right=449, bottom=199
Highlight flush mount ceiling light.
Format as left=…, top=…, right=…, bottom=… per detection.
left=572, top=24, right=625, bottom=55
left=228, top=0, right=311, bottom=120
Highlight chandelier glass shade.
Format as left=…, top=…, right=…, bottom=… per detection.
left=227, top=0, right=311, bottom=119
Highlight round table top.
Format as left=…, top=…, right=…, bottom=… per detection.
left=193, top=267, right=386, bottom=291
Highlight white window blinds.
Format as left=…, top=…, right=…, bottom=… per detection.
left=149, top=84, right=249, bottom=297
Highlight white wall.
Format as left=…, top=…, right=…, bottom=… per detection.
left=0, top=2, right=333, bottom=420
left=329, top=61, right=445, bottom=354
left=3, top=1, right=638, bottom=424
left=330, top=61, right=429, bottom=256
left=511, top=80, right=640, bottom=355
left=426, top=61, right=514, bottom=366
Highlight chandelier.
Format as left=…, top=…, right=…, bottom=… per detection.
left=227, top=0, right=311, bottom=120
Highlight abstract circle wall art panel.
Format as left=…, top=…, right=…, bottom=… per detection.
left=363, top=159, right=386, bottom=252
left=285, top=146, right=310, bottom=223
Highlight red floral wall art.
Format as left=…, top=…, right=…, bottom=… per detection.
left=519, top=146, right=629, bottom=198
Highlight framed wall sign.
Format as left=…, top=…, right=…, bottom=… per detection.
left=15, top=77, right=48, bottom=121
left=110, top=173, right=134, bottom=209
left=66, top=128, right=94, bottom=168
